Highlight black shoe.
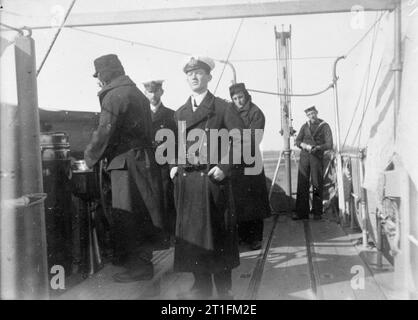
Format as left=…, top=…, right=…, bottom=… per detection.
left=313, top=215, right=322, bottom=221
left=292, top=213, right=307, bottom=220
left=113, top=264, right=154, bottom=283
left=250, top=240, right=262, bottom=251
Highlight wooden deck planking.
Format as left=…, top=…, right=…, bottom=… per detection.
left=257, top=215, right=313, bottom=300
left=58, top=249, right=173, bottom=300
left=309, top=220, right=386, bottom=300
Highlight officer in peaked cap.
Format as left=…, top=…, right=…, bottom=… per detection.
left=182, top=55, right=215, bottom=74
left=293, top=105, right=333, bottom=221
left=142, top=79, right=177, bottom=236
left=85, top=54, right=169, bottom=283
left=169, top=55, right=247, bottom=299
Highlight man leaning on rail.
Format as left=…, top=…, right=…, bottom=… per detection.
left=84, top=54, right=170, bottom=283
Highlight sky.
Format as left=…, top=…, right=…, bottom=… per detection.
left=0, top=0, right=407, bottom=151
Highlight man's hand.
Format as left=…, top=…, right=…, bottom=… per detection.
left=300, top=142, right=312, bottom=152
left=208, top=166, right=226, bottom=182
left=311, top=146, right=320, bottom=153
left=170, top=167, right=178, bottom=180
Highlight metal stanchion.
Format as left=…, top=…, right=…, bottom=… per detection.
left=376, top=211, right=383, bottom=269
left=1, top=31, right=49, bottom=299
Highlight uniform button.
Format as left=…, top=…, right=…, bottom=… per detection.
left=200, top=172, right=204, bottom=176
left=160, top=125, right=164, bottom=128
left=205, top=128, right=209, bottom=132
left=183, top=173, right=186, bottom=176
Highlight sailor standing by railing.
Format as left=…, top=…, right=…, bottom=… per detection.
left=293, top=106, right=333, bottom=221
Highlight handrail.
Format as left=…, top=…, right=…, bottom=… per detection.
left=1, top=193, right=47, bottom=209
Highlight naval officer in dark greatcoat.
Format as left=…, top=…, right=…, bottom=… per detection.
left=143, top=80, right=177, bottom=235
left=293, top=106, right=333, bottom=220
left=170, top=56, right=246, bottom=299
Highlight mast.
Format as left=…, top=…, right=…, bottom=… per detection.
left=275, top=25, right=294, bottom=213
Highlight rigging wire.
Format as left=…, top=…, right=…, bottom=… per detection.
left=37, top=0, right=77, bottom=76
left=70, top=27, right=192, bottom=56
left=248, top=11, right=387, bottom=99
left=350, top=57, right=383, bottom=148
left=247, top=83, right=333, bottom=97
left=341, top=65, right=368, bottom=150
left=344, top=11, right=387, bottom=58
left=67, top=9, right=388, bottom=100
left=230, top=56, right=338, bottom=62
left=357, top=13, right=381, bottom=148
left=0, top=22, right=24, bottom=34
left=341, top=12, right=381, bottom=150
left=213, top=18, right=244, bottom=94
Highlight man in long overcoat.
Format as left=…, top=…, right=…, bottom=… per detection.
left=84, top=54, right=169, bottom=283
left=293, top=106, right=333, bottom=220
left=229, top=83, right=271, bottom=251
left=143, top=80, right=177, bottom=234
left=170, top=56, right=246, bottom=299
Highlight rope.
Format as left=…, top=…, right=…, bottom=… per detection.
left=36, top=0, right=77, bottom=76
left=350, top=58, right=383, bottom=147
left=230, top=56, right=338, bottom=62
left=344, top=11, right=387, bottom=58
left=342, top=12, right=381, bottom=150
left=357, top=13, right=381, bottom=148
left=70, top=27, right=192, bottom=56
left=213, top=18, right=244, bottom=94
left=247, top=83, right=333, bottom=97
left=0, top=22, right=23, bottom=34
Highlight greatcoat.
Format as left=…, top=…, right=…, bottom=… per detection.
left=84, top=76, right=169, bottom=247
left=172, top=91, right=245, bottom=273
left=230, top=100, right=271, bottom=222
left=151, top=104, right=177, bottom=234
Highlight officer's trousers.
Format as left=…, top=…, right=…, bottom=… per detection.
left=238, top=219, right=263, bottom=243
left=192, top=270, right=232, bottom=296
left=295, top=152, right=324, bottom=218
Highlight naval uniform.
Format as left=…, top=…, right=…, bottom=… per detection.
left=151, top=103, right=177, bottom=235
left=295, top=118, right=333, bottom=218
left=172, top=91, right=245, bottom=296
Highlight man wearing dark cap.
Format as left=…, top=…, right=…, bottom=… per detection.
left=229, top=83, right=271, bottom=250
left=85, top=54, right=169, bottom=283
left=170, top=56, right=246, bottom=299
left=293, top=106, right=333, bottom=220
left=143, top=80, right=177, bottom=235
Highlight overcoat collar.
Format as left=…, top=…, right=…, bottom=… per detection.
left=306, top=118, right=325, bottom=137
left=98, top=75, right=135, bottom=99
left=179, top=91, right=216, bottom=129
left=152, top=103, right=167, bottom=122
